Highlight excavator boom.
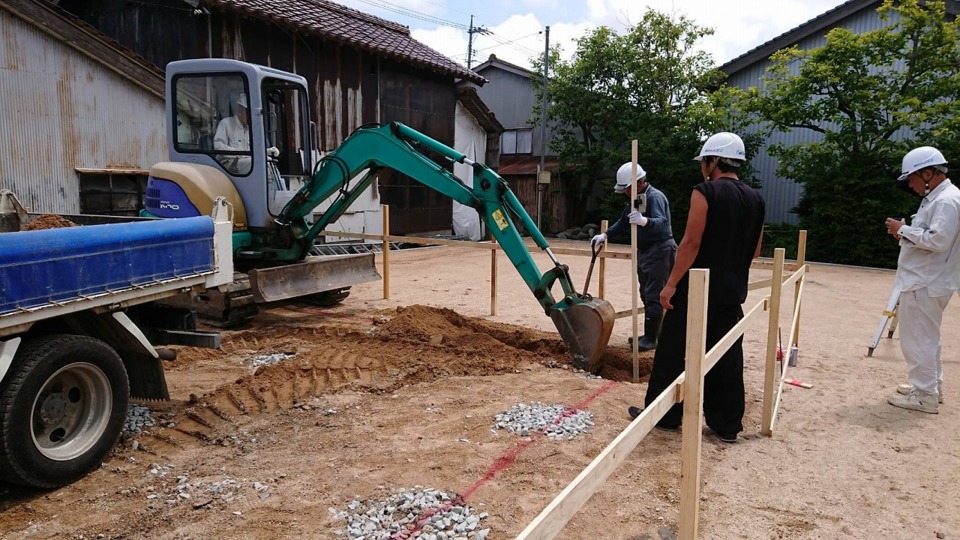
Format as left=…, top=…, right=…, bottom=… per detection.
left=283, top=122, right=614, bottom=371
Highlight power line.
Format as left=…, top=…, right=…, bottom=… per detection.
left=349, top=0, right=468, bottom=30
left=472, top=31, right=543, bottom=57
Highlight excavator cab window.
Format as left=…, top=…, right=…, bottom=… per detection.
left=172, top=73, right=253, bottom=176
left=260, top=79, right=310, bottom=191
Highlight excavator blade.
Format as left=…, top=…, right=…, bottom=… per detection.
left=550, top=298, right=615, bottom=373
left=249, top=253, right=381, bottom=303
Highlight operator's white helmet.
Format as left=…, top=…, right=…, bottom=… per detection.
left=694, top=132, right=746, bottom=164
left=615, top=162, right=646, bottom=193
left=898, top=146, right=948, bottom=181
left=236, top=92, right=248, bottom=109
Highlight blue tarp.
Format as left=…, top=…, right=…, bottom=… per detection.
left=0, top=216, right=215, bottom=315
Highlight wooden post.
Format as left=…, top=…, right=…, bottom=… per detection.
left=679, top=269, right=709, bottom=540
left=598, top=219, right=608, bottom=299
left=382, top=204, right=390, bottom=300
left=630, top=141, right=640, bottom=383
left=490, top=237, right=498, bottom=316
left=792, top=230, right=807, bottom=347
left=761, top=248, right=785, bottom=436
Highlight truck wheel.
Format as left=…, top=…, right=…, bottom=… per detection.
left=0, top=334, right=129, bottom=489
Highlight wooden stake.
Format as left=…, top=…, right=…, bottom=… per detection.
left=792, top=230, right=807, bottom=347
left=382, top=204, right=390, bottom=300
left=679, top=269, right=709, bottom=540
left=490, top=237, right=498, bottom=316
left=598, top=219, right=608, bottom=299
left=761, top=248, right=785, bottom=436
left=631, top=140, right=640, bottom=383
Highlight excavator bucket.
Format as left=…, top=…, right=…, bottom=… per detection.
left=550, top=297, right=616, bottom=373
left=248, top=252, right=381, bottom=303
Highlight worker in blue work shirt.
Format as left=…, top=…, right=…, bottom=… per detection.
left=591, top=162, right=677, bottom=350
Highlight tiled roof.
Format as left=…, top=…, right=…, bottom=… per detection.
left=205, top=0, right=485, bottom=83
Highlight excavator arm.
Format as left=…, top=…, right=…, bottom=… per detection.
left=280, top=122, right=614, bottom=371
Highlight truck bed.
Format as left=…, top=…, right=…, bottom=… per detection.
left=0, top=216, right=216, bottom=319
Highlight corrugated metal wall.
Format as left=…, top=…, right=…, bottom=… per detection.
left=468, top=65, right=553, bottom=157
left=725, top=7, right=902, bottom=224
left=0, top=9, right=166, bottom=214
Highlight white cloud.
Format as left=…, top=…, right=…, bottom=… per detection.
left=339, top=0, right=851, bottom=71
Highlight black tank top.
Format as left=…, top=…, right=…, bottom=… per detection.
left=683, top=177, right=765, bottom=306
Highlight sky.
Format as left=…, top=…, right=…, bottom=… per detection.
left=333, top=0, right=852, bottom=70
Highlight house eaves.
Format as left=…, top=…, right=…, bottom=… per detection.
left=204, top=0, right=485, bottom=84
left=0, top=0, right=165, bottom=98
left=471, top=54, right=537, bottom=79
left=720, top=0, right=879, bottom=75
left=721, top=0, right=960, bottom=75
left=456, top=87, right=503, bottom=134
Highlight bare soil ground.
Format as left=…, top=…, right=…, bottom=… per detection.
left=1, top=240, right=958, bottom=539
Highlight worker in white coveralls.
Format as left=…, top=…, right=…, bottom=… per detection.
left=591, top=162, right=677, bottom=350
left=885, top=146, right=960, bottom=414
left=214, top=93, right=253, bottom=175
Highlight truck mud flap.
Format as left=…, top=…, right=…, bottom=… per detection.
left=248, top=253, right=381, bottom=304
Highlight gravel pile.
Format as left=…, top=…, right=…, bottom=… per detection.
left=492, top=402, right=594, bottom=440
left=246, top=352, right=295, bottom=368
left=141, top=466, right=276, bottom=508
left=332, top=486, right=490, bottom=540
left=124, top=404, right=156, bottom=435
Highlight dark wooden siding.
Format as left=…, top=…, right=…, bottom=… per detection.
left=376, top=61, right=456, bottom=234
left=509, top=175, right=569, bottom=234
left=61, top=0, right=457, bottom=234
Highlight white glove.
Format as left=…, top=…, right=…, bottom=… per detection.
left=266, top=146, right=280, bottom=158
left=590, top=233, right=607, bottom=248
left=629, top=210, right=648, bottom=227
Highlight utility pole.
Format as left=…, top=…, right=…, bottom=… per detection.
left=466, top=15, right=490, bottom=69
left=536, top=26, right=550, bottom=230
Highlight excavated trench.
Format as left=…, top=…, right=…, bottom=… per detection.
left=139, top=305, right=651, bottom=455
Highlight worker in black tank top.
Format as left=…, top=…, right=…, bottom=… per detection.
left=627, top=132, right=765, bottom=443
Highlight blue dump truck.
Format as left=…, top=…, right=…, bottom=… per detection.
left=0, top=190, right=234, bottom=488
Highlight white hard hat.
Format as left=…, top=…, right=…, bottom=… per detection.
left=615, top=162, right=646, bottom=193
left=695, top=132, right=746, bottom=163
left=236, top=92, right=248, bottom=108
left=898, top=146, right=948, bottom=181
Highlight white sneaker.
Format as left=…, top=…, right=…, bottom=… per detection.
left=897, top=383, right=944, bottom=403
left=888, top=389, right=940, bottom=414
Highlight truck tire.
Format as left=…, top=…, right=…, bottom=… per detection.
left=0, top=334, right=129, bottom=489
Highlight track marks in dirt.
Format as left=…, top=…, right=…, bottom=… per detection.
left=138, top=305, right=635, bottom=457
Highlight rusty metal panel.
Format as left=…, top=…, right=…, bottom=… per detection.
left=509, top=175, right=568, bottom=234
left=0, top=9, right=166, bottom=214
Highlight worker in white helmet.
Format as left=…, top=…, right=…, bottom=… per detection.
left=884, top=146, right=960, bottom=414
left=591, top=162, right=677, bottom=350
left=627, top=132, right=765, bottom=443
left=214, top=92, right=253, bottom=175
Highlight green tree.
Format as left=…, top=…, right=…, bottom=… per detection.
left=741, top=0, right=960, bottom=266
left=532, top=10, right=728, bottom=235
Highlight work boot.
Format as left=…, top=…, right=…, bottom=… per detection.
left=887, top=388, right=940, bottom=414
left=636, top=315, right=662, bottom=351
left=897, top=383, right=943, bottom=403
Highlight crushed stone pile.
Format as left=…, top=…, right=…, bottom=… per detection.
left=493, top=402, right=595, bottom=440
left=123, top=404, right=156, bottom=435
left=332, top=486, right=490, bottom=540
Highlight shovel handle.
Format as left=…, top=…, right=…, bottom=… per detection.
left=582, top=242, right=602, bottom=297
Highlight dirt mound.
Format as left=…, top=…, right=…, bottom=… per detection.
left=23, top=214, right=77, bottom=230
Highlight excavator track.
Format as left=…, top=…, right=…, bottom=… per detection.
left=157, top=273, right=258, bottom=328
left=156, top=274, right=355, bottom=327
